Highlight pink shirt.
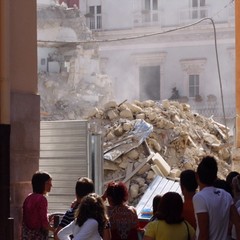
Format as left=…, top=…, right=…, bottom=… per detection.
left=23, top=193, right=49, bottom=230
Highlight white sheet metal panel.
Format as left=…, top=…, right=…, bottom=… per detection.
left=136, top=175, right=181, bottom=219
left=39, top=120, right=89, bottom=213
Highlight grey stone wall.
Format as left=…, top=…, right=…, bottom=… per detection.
left=10, top=92, right=40, bottom=239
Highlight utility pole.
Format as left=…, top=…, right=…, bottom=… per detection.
left=236, top=0, right=240, bottom=147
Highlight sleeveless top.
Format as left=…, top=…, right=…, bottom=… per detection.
left=107, top=204, right=138, bottom=240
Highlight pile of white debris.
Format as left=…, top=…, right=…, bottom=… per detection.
left=86, top=99, right=234, bottom=205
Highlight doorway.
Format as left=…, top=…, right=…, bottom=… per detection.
left=139, top=65, right=160, bottom=101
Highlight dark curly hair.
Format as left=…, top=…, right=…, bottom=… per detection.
left=106, top=181, right=128, bottom=205
left=156, top=192, right=184, bottom=224
left=75, top=193, right=108, bottom=236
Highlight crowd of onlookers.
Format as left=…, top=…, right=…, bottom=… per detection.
left=21, top=155, right=240, bottom=240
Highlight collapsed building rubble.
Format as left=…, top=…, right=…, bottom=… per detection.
left=37, top=4, right=114, bottom=120
left=87, top=99, right=234, bottom=205
left=39, top=65, right=113, bottom=120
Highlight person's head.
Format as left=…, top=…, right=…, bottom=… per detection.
left=226, top=171, right=239, bottom=197
left=213, top=178, right=232, bottom=195
left=152, top=195, right=162, bottom=215
left=106, top=181, right=128, bottom=206
left=180, top=169, right=198, bottom=194
left=75, top=177, right=94, bottom=199
left=75, top=193, right=108, bottom=236
left=226, top=171, right=239, bottom=186
left=32, top=171, right=52, bottom=194
left=232, top=175, right=240, bottom=202
left=157, top=192, right=183, bottom=224
left=197, top=156, right=218, bottom=186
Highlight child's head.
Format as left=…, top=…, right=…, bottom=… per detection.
left=157, top=192, right=183, bottom=224
left=75, top=177, right=94, bottom=198
left=75, top=193, right=108, bottom=236
left=152, top=195, right=162, bottom=215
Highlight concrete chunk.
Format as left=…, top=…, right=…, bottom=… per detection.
left=152, top=153, right=171, bottom=177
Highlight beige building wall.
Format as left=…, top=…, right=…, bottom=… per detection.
left=10, top=3, right=38, bottom=92
left=1, top=0, right=39, bottom=239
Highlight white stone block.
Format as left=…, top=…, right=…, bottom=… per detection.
left=152, top=153, right=171, bottom=177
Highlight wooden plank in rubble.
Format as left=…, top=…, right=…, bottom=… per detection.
left=122, top=153, right=154, bottom=184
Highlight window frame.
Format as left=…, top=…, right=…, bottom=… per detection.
left=89, top=5, right=102, bottom=30
left=191, top=0, right=206, bottom=19
left=180, top=58, right=207, bottom=99
left=143, top=0, right=159, bottom=23
left=189, top=74, right=200, bottom=98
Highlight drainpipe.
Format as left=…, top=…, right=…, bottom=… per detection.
left=0, top=0, right=11, bottom=239
left=236, top=0, right=240, bottom=147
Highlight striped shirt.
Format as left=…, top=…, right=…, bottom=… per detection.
left=59, top=204, right=79, bottom=228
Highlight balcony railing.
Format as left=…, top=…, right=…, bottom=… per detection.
left=179, top=6, right=210, bottom=24
left=191, top=106, right=235, bottom=118
left=192, top=105, right=236, bottom=133
left=133, top=9, right=162, bottom=27
left=179, top=5, right=235, bottom=25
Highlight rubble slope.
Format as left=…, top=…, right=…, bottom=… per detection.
left=87, top=99, right=233, bottom=205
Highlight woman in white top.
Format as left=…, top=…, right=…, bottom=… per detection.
left=57, top=193, right=109, bottom=240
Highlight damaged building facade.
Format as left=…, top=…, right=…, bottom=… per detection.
left=79, top=0, right=235, bottom=128
left=37, top=0, right=114, bottom=120
left=37, top=1, right=236, bottom=128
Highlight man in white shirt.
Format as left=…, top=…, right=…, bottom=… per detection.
left=193, top=156, right=240, bottom=240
